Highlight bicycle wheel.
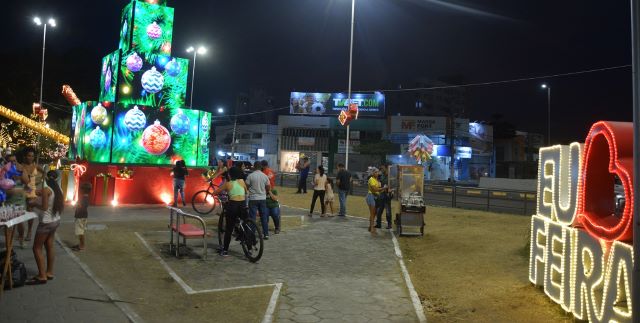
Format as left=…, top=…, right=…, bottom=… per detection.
left=192, top=190, right=217, bottom=215
left=239, top=219, right=264, bottom=263
left=217, top=209, right=226, bottom=249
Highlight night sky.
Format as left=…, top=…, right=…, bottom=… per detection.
left=0, top=0, right=633, bottom=143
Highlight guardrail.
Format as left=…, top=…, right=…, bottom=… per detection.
left=275, top=173, right=536, bottom=215
left=425, top=184, right=536, bottom=215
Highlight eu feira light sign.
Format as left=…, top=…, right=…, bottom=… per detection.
left=529, top=121, right=634, bottom=322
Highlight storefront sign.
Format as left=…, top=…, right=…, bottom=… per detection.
left=529, top=121, right=633, bottom=322
left=289, top=92, right=385, bottom=117
left=297, top=137, right=315, bottom=146
left=429, top=145, right=472, bottom=159
left=389, top=116, right=446, bottom=134
left=338, top=139, right=359, bottom=154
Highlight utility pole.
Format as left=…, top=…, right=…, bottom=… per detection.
left=230, top=117, right=237, bottom=160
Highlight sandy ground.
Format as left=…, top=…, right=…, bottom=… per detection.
left=278, top=189, right=573, bottom=323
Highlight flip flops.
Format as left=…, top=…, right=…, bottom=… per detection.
left=26, top=277, right=47, bottom=285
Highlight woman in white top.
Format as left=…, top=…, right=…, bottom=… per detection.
left=308, top=165, right=327, bottom=217
left=27, top=170, right=64, bottom=285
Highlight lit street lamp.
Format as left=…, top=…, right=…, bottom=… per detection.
left=186, top=46, right=207, bottom=108
left=541, top=83, right=551, bottom=145
left=33, top=16, right=56, bottom=165
left=215, top=107, right=237, bottom=161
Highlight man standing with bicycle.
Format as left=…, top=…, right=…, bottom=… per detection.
left=246, top=161, right=272, bottom=240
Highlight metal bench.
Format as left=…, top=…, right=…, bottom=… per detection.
left=167, top=206, right=208, bottom=259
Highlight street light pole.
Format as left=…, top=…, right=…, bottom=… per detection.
left=33, top=17, right=55, bottom=166
left=630, top=0, right=640, bottom=321
left=189, top=50, right=196, bottom=108
left=541, top=84, right=551, bottom=145
left=186, top=46, right=206, bottom=108
left=345, top=0, right=356, bottom=170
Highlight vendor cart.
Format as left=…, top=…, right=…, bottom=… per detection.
left=390, top=165, right=425, bottom=236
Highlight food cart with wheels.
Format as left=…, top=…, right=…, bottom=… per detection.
left=389, top=165, right=425, bottom=236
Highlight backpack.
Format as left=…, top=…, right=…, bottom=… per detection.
left=0, top=250, right=27, bottom=288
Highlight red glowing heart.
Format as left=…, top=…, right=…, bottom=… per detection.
left=577, top=121, right=634, bottom=242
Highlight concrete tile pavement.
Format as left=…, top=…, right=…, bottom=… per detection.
left=0, top=235, right=132, bottom=323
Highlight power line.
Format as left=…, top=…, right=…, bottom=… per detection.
left=360, top=65, right=632, bottom=93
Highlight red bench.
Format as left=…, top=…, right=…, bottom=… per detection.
left=168, top=207, right=208, bottom=259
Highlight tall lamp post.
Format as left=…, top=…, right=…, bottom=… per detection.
left=541, top=84, right=551, bottom=145
left=631, top=0, right=640, bottom=320
left=216, top=108, right=237, bottom=161
left=344, top=0, right=356, bottom=170
left=33, top=16, right=56, bottom=165
left=186, top=46, right=206, bottom=108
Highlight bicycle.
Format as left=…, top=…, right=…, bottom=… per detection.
left=191, top=178, right=223, bottom=215
left=216, top=199, right=264, bottom=262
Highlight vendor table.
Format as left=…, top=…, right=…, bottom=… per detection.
left=0, top=212, right=37, bottom=296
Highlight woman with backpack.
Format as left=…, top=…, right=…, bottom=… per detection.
left=308, top=165, right=327, bottom=217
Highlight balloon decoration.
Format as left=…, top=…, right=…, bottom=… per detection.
left=164, top=58, right=181, bottom=77
left=123, top=106, right=147, bottom=131
left=146, top=22, right=162, bottom=39
left=126, top=52, right=143, bottom=72
left=170, top=111, right=190, bottom=135
left=91, top=103, right=108, bottom=124
left=0, top=178, right=15, bottom=190
left=89, top=126, right=107, bottom=149
left=408, top=134, right=434, bottom=164
left=141, top=67, right=164, bottom=94
left=62, top=85, right=82, bottom=106
left=141, top=120, right=171, bottom=155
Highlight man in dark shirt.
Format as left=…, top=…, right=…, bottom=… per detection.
left=335, top=163, right=351, bottom=217
left=295, top=156, right=310, bottom=194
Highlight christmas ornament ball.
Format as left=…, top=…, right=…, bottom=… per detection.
left=123, top=106, right=146, bottom=131
left=146, top=22, right=162, bottom=39
left=170, top=111, right=190, bottom=135
left=89, top=126, right=107, bottom=149
left=104, top=68, right=112, bottom=91
left=126, top=52, right=143, bottom=72
left=164, top=59, right=181, bottom=77
left=91, top=103, right=108, bottom=124
left=141, top=120, right=171, bottom=155
left=141, top=67, right=164, bottom=94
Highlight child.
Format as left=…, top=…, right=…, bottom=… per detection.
left=266, top=189, right=281, bottom=234
left=324, top=178, right=335, bottom=217
left=73, top=182, right=92, bottom=251
left=171, top=160, right=188, bottom=207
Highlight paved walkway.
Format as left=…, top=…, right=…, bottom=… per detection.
left=1, top=205, right=422, bottom=322
left=0, top=235, right=131, bottom=322
left=141, top=206, right=421, bottom=322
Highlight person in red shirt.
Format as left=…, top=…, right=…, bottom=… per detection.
left=261, top=160, right=276, bottom=188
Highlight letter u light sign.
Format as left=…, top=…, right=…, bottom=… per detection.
left=529, top=121, right=634, bottom=322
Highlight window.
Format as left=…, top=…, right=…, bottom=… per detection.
left=252, top=133, right=262, bottom=139
left=241, top=133, right=250, bottom=140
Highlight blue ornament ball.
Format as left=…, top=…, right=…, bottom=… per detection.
left=170, top=111, right=190, bottom=135
left=123, top=105, right=146, bottom=131
left=141, top=67, right=164, bottom=94
left=89, top=126, right=107, bottom=149
left=164, top=59, right=181, bottom=77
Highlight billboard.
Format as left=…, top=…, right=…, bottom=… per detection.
left=289, top=92, right=385, bottom=117
left=389, top=116, right=447, bottom=134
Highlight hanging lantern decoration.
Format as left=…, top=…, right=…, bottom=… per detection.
left=123, top=105, right=146, bottom=131
left=146, top=22, right=162, bottom=39
left=170, top=111, right=190, bottom=135
left=141, top=67, right=164, bottom=94
left=89, top=126, right=107, bottom=149
left=126, top=52, right=143, bottom=72
left=104, top=68, right=112, bottom=92
left=164, top=58, right=181, bottom=77
left=408, top=134, right=434, bottom=164
left=141, top=120, right=171, bottom=155
left=91, top=103, right=108, bottom=125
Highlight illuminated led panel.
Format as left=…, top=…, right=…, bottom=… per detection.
left=99, top=51, right=120, bottom=102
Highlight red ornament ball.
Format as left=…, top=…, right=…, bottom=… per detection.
left=141, top=120, right=171, bottom=155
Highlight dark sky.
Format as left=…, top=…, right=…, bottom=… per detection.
left=1, top=0, right=633, bottom=143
